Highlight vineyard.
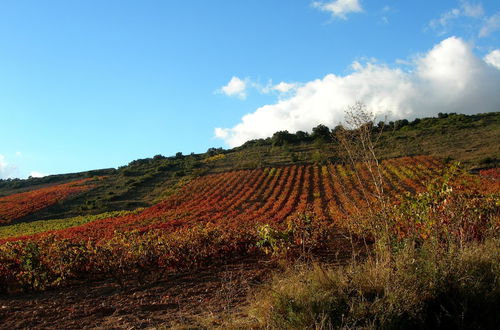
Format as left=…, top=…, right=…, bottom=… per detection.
left=3, top=155, right=444, bottom=243
left=0, top=154, right=498, bottom=327
left=0, top=178, right=96, bottom=225
left=0, top=209, right=143, bottom=240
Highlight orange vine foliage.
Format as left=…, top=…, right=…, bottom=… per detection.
left=1, top=156, right=498, bottom=292
left=479, top=167, right=500, bottom=181
left=0, top=178, right=95, bottom=224
left=4, top=156, right=446, bottom=242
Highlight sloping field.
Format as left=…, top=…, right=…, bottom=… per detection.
left=0, top=178, right=96, bottom=225
left=2, top=155, right=443, bottom=242
left=1, top=155, right=498, bottom=295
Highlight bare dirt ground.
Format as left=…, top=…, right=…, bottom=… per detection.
left=0, top=255, right=275, bottom=329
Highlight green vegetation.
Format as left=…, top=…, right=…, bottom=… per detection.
left=209, top=111, right=500, bottom=172
left=0, top=209, right=142, bottom=239
left=376, top=112, right=500, bottom=166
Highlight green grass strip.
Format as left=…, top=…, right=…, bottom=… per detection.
left=0, top=209, right=142, bottom=239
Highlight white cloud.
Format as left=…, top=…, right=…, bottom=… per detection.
left=0, top=154, right=18, bottom=179
left=429, top=1, right=486, bottom=35
left=430, top=8, right=461, bottom=33
left=218, top=76, right=248, bottom=99
left=215, top=37, right=500, bottom=147
left=214, top=127, right=229, bottom=139
left=479, top=12, right=500, bottom=37
left=484, top=49, right=500, bottom=70
left=271, top=82, right=297, bottom=93
left=380, top=5, right=391, bottom=24
left=312, top=0, right=362, bottom=19
left=429, top=1, right=500, bottom=38
left=221, top=78, right=298, bottom=96
left=15, top=151, right=22, bottom=157
left=29, top=171, right=46, bottom=178
left=461, top=1, right=484, bottom=18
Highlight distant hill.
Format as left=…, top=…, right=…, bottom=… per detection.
left=0, top=111, right=498, bottom=222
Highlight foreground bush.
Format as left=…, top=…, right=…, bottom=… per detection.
left=249, top=239, right=500, bottom=329
left=0, top=223, right=257, bottom=292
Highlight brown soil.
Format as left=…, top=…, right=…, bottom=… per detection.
left=0, top=255, right=275, bottom=329
left=0, top=232, right=358, bottom=329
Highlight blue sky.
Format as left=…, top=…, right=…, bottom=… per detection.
left=1, top=0, right=499, bottom=178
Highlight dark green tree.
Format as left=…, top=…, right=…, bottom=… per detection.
left=311, top=124, right=332, bottom=141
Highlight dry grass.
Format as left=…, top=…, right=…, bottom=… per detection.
left=246, top=239, right=499, bottom=329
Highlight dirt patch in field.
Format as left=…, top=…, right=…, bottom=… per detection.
left=0, top=255, right=276, bottom=329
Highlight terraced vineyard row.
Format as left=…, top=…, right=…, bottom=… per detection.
left=3, top=156, right=445, bottom=242
left=0, top=178, right=96, bottom=225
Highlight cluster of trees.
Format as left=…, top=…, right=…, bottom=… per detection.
left=238, top=124, right=335, bottom=148
left=238, top=112, right=489, bottom=149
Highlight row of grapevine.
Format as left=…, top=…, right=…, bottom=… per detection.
left=0, top=178, right=97, bottom=224
left=0, top=209, right=142, bottom=240
left=2, top=156, right=445, bottom=242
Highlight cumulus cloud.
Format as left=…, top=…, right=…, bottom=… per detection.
left=214, top=127, right=230, bottom=140
left=0, top=154, right=18, bottom=179
left=273, top=82, right=296, bottom=93
left=312, top=0, right=362, bottom=20
left=215, top=37, right=500, bottom=147
left=479, top=12, right=500, bottom=37
left=218, top=77, right=298, bottom=98
left=484, top=49, right=500, bottom=69
left=217, top=76, right=248, bottom=99
left=266, top=81, right=298, bottom=94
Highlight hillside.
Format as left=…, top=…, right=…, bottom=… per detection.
left=0, top=155, right=443, bottom=242
left=0, top=112, right=498, bottom=328
left=0, top=112, right=498, bottom=223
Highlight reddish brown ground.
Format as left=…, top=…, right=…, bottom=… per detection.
left=0, top=255, right=275, bottom=329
